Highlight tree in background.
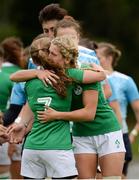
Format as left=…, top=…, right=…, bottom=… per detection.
left=0, top=0, right=139, bottom=87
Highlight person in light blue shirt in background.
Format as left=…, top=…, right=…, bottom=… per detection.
left=97, top=42, right=139, bottom=178
left=107, top=77, right=123, bottom=125
left=78, top=45, right=100, bottom=65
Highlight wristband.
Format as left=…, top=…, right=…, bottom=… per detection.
left=15, top=117, right=28, bottom=128
left=131, top=129, right=138, bottom=136
left=15, top=117, right=21, bottom=123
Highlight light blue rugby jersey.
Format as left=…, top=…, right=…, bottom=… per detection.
left=78, top=45, right=100, bottom=65
left=107, top=71, right=139, bottom=133
left=107, top=77, right=118, bottom=102
left=10, top=82, right=26, bottom=105
left=27, top=58, right=37, bottom=69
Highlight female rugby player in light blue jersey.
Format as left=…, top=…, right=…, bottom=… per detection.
left=97, top=42, right=139, bottom=178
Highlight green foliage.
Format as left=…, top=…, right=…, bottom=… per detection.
left=0, top=0, right=139, bottom=86
left=0, top=23, right=19, bottom=41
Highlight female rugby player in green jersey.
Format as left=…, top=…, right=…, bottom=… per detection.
left=8, top=35, right=106, bottom=179
left=36, top=42, right=126, bottom=179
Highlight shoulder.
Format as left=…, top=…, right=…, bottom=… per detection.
left=78, top=45, right=96, bottom=56
left=25, top=78, right=41, bottom=87
left=78, top=45, right=100, bottom=65
left=109, top=71, right=133, bottom=81
left=110, top=71, right=138, bottom=90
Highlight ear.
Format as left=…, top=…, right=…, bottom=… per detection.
left=108, top=55, right=113, bottom=65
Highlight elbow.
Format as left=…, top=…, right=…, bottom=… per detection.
left=83, top=108, right=96, bottom=121
left=86, top=118, right=93, bottom=122
left=97, top=73, right=106, bottom=82
left=100, top=73, right=106, bottom=81
left=85, top=112, right=95, bottom=121
left=10, top=72, right=22, bottom=82
left=10, top=74, right=17, bottom=81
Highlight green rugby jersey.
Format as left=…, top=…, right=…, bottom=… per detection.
left=0, top=63, right=21, bottom=112
left=0, top=70, right=13, bottom=112
left=72, top=82, right=121, bottom=136
left=2, top=63, right=21, bottom=75
left=24, top=68, right=84, bottom=150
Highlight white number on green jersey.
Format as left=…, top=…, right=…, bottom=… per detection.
left=37, top=97, right=52, bottom=110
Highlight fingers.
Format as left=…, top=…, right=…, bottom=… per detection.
left=44, top=78, right=53, bottom=86
left=0, top=136, right=9, bottom=144
left=42, top=79, right=48, bottom=87
left=0, top=129, right=6, bottom=135
left=44, top=71, right=59, bottom=84
left=1, top=133, right=9, bottom=139
left=9, top=136, right=21, bottom=143
left=6, top=124, right=20, bottom=135
left=45, top=71, right=59, bottom=79
left=0, top=134, right=9, bottom=143
left=37, top=111, right=47, bottom=122
left=44, top=105, right=50, bottom=111
left=0, top=126, right=8, bottom=136
left=39, top=70, right=60, bottom=86
left=47, top=76, right=58, bottom=84
left=37, top=111, right=46, bottom=115
left=0, top=125, right=7, bottom=131
left=37, top=113, right=46, bottom=120
left=37, top=111, right=45, bottom=116
left=44, top=75, right=59, bottom=86
left=9, top=132, right=23, bottom=144
left=37, top=114, right=45, bottom=119
left=6, top=125, right=14, bottom=135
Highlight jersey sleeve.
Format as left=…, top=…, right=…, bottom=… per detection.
left=125, top=76, right=139, bottom=103
left=10, top=82, right=26, bottom=105
left=67, top=68, right=84, bottom=83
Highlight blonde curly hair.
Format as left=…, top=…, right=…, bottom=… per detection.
left=51, top=35, right=78, bottom=68
left=30, top=35, right=78, bottom=98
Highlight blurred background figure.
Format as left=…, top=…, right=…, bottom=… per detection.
left=96, top=42, right=139, bottom=179
left=0, top=45, right=13, bottom=114
left=0, top=36, right=24, bottom=180
left=1, top=36, right=23, bottom=74
left=0, top=44, right=11, bottom=179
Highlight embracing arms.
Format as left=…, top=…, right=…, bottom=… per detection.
left=10, top=63, right=106, bottom=85
left=37, top=89, right=98, bottom=123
